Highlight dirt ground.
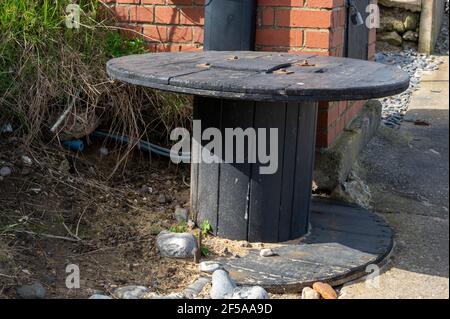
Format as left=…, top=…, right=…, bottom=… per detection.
left=0, top=132, right=303, bottom=299
left=0, top=134, right=210, bottom=299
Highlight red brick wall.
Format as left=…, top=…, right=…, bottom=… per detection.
left=101, top=0, right=376, bottom=148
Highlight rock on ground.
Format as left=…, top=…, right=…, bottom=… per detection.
left=210, top=270, right=237, bottom=299
left=156, top=231, right=197, bottom=259
left=0, top=166, right=12, bottom=177
left=226, top=286, right=269, bottom=299
left=89, top=294, right=113, bottom=299
left=183, top=277, right=211, bottom=299
left=16, top=282, right=46, bottom=299
left=312, top=282, right=337, bottom=299
left=113, top=285, right=150, bottom=299
left=331, top=170, right=372, bottom=209
left=199, top=261, right=222, bottom=273
left=302, top=287, right=321, bottom=299
left=259, top=248, right=276, bottom=257
left=174, top=207, right=189, bottom=223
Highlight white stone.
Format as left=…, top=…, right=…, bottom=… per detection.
left=0, top=166, right=12, bottom=177
left=259, top=248, right=276, bottom=257
left=199, top=261, right=222, bottom=273
left=21, top=156, right=32, bottom=165
left=302, top=287, right=321, bottom=299
left=156, top=231, right=197, bottom=258
left=226, top=286, right=269, bottom=299
left=210, top=270, right=236, bottom=299
left=113, top=285, right=149, bottom=299
left=89, top=294, right=113, bottom=299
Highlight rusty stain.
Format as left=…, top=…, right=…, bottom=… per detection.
left=295, top=59, right=316, bottom=67
left=274, top=68, right=294, bottom=75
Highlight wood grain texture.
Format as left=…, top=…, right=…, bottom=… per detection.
left=107, top=51, right=410, bottom=102
left=218, top=197, right=394, bottom=293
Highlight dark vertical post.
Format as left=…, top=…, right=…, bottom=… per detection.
left=204, top=0, right=257, bottom=51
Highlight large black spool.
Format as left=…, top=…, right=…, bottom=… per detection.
left=191, top=98, right=318, bottom=242
left=204, top=0, right=257, bottom=51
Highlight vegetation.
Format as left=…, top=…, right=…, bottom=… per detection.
left=0, top=0, right=191, bottom=146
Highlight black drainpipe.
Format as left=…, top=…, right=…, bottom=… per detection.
left=204, top=0, right=257, bottom=51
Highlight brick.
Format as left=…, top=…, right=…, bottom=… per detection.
left=306, top=0, right=336, bottom=9
left=257, top=0, right=304, bottom=6
left=155, top=6, right=179, bottom=24
left=256, top=28, right=303, bottom=47
left=130, top=6, right=154, bottom=23
left=260, top=7, right=275, bottom=26
left=143, top=25, right=168, bottom=42
left=193, top=26, right=204, bottom=43
left=117, top=0, right=140, bottom=4
left=276, top=9, right=333, bottom=28
left=180, top=7, right=204, bottom=25
left=330, top=27, right=345, bottom=47
left=142, top=0, right=166, bottom=3
left=113, top=6, right=129, bottom=21
left=368, top=42, right=376, bottom=61
left=167, top=26, right=193, bottom=42
left=305, top=30, right=329, bottom=49
left=167, top=0, right=194, bottom=4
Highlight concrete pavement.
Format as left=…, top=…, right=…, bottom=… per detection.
left=340, top=56, right=449, bottom=299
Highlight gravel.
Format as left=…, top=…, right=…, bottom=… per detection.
left=376, top=7, right=448, bottom=128
left=376, top=50, right=445, bottom=127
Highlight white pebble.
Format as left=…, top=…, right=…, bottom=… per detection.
left=99, top=147, right=109, bottom=156
left=259, top=248, right=276, bottom=257
left=199, top=261, right=222, bottom=273
left=0, top=166, right=12, bottom=177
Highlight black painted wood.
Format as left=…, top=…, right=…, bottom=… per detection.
left=107, top=51, right=410, bottom=102
left=218, top=197, right=394, bottom=293
left=346, top=0, right=371, bottom=60
left=204, top=0, right=257, bottom=51
left=194, top=96, right=222, bottom=234
left=216, top=100, right=254, bottom=239
left=192, top=98, right=318, bottom=242
left=248, top=102, right=286, bottom=242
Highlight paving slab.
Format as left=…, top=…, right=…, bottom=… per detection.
left=340, top=57, right=449, bottom=299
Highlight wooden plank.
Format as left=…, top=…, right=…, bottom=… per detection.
left=216, top=100, right=255, bottom=240
left=195, top=97, right=222, bottom=235
left=248, top=102, right=286, bottom=242
left=190, top=97, right=201, bottom=221
left=290, top=102, right=318, bottom=238
left=277, top=103, right=300, bottom=242
left=217, top=198, right=393, bottom=293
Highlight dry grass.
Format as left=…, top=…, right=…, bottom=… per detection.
left=0, top=0, right=192, bottom=158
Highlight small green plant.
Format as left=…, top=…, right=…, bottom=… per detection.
left=169, top=221, right=188, bottom=233
left=105, top=32, right=146, bottom=58
left=201, top=246, right=209, bottom=257
left=200, top=220, right=212, bottom=236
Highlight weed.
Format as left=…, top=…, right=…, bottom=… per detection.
left=200, top=220, right=212, bottom=236
left=169, top=221, right=188, bottom=233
